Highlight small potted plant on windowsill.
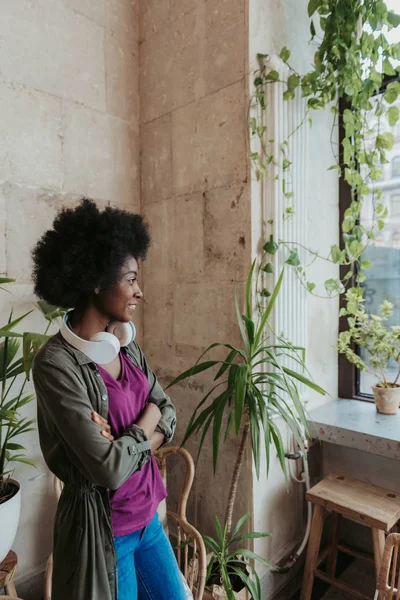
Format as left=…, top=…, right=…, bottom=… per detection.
left=339, top=288, right=400, bottom=415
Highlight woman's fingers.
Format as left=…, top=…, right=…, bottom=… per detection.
left=92, top=411, right=110, bottom=429
left=101, top=430, right=114, bottom=442
left=92, top=412, right=114, bottom=441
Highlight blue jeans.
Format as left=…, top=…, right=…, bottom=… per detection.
left=114, top=513, right=188, bottom=600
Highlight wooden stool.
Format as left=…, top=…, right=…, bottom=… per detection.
left=301, top=475, right=400, bottom=600
left=0, top=550, right=18, bottom=596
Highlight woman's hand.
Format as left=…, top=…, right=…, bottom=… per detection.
left=92, top=412, right=114, bottom=442
left=136, top=403, right=162, bottom=439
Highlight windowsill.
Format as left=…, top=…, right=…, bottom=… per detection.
left=308, top=399, right=400, bottom=461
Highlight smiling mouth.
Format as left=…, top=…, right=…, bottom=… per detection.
left=128, top=304, right=137, bottom=310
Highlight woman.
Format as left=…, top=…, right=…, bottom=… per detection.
left=32, top=199, right=187, bottom=600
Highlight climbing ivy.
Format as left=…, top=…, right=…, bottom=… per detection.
left=250, top=0, right=400, bottom=299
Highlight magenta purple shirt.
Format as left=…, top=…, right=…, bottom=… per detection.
left=97, top=351, right=167, bottom=537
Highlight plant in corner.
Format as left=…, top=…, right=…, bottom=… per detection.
left=0, top=297, right=67, bottom=563
left=168, top=263, right=326, bottom=599
left=339, top=287, right=400, bottom=414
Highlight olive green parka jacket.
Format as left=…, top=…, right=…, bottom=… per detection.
left=32, top=332, right=176, bottom=600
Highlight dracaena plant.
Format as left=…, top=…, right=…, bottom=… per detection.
left=0, top=298, right=67, bottom=502
left=204, top=513, right=270, bottom=600
left=168, top=263, right=325, bottom=556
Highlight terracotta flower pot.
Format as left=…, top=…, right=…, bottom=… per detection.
left=372, top=384, right=400, bottom=415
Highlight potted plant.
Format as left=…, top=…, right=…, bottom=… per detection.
left=202, top=513, right=270, bottom=600
left=339, top=287, right=400, bottom=414
left=168, top=263, right=326, bottom=598
left=0, top=298, right=66, bottom=563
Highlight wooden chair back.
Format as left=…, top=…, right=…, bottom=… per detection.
left=156, top=446, right=207, bottom=600
left=376, top=533, right=400, bottom=599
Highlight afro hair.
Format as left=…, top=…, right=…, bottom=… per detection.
left=32, top=199, right=150, bottom=309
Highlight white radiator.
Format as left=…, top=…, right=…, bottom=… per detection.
left=253, top=55, right=309, bottom=388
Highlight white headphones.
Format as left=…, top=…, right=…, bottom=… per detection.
left=60, top=312, right=136, bottom=364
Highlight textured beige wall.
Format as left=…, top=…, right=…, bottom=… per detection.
left=139, top=0, right=254, bottom=537
left=0, top=0, right=140, bottom=587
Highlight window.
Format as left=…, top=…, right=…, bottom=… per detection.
left=392, top=156, right=400, bottom=178
left=392, top=194, right=400, bottom=217
left=339, top=84, right=400, bottom=400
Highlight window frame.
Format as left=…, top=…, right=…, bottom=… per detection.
left=338, top=75, right=400, bottom=401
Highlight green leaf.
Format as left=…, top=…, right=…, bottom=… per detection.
left=376, top=132, right=395, bottom=150
left=234, top=365, right=248, bottom=434
left=331, top=245, right=342, bottom=264
left=229, top=567, right=259, bottom=600
left=260, top=288, right=271, bottom=298
left=235, top=289, right=250, bottom=352
left=308, top=0, right=319, bottom=17
left=212, top=392, right=229, bottom=473
left=1, top=310, right=34, bottom=333
left=310, top=20, right=316, bottom=37
left=342, top=216, right=355, bottom=233
left=262, top=263, right=274, bottom=274
left=214, top=349, right=237, bottom=381
left=360, top=260, right=373, bottom=270
left=383, top=58, right=396, bottom=76
left=266, top=70, right=279, bottom=82
left=287, top=74, right=300, bottom=91
left=306, top=282, right=316, bottom=293
left=11, top=457, right=37, bottom=469
left=242, top=315, right=255, bottom=345
left=387, top=11, right=400, bottom=27
left=279, top=46, right=290, bottom=62
left=0, top=330, right=23, bottom=339
left=248, top=391, right=261, bottom=477
left=203, top=535, right=220, bottom=555
left=387, top=106, right=399, bottom=127
left=285, top=249, right=300, bottom=267
left=228, top=513, right=251, bottom=540
left=245, top=259, right=256, bottom=318
left=5, top=443, right=26, bottom=451
left=263, top=235, right=278, bottom=255
left=166, top=361, right=219, bottom=388
left=282, top=366, right=326, bottom=395
left=226, top=547, right=271, bottom=568
left=324, top=278, right=342, bottom=296
left=254, top=269, right=285, bottom=348
left=384, top=83, right=400, bottom=104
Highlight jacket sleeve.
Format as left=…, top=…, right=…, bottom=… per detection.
left=133, top=342, right=176, bottom=446
left=33, top=357, right=152, bottom=490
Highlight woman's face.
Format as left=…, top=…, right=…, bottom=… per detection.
left=95, top=256, right=143, bottom=323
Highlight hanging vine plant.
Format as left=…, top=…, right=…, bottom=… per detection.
left=250, top=0, right=400, bottom=299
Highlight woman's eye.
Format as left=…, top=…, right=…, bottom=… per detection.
left=128, top=278, right=137, bottom=284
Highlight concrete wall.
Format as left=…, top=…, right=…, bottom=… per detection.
left=0, top=0, right=140, bottom=593
left=139, top=0, right=254, bottom=537
left=0, top=1, right=341, bottom=597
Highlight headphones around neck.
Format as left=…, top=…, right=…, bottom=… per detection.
left=60, top=312, right=136, bottom=364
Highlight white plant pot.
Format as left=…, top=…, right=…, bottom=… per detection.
left=0, top=479, right=21, bottom=563
left=372, top=384, right=400, bottom=415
